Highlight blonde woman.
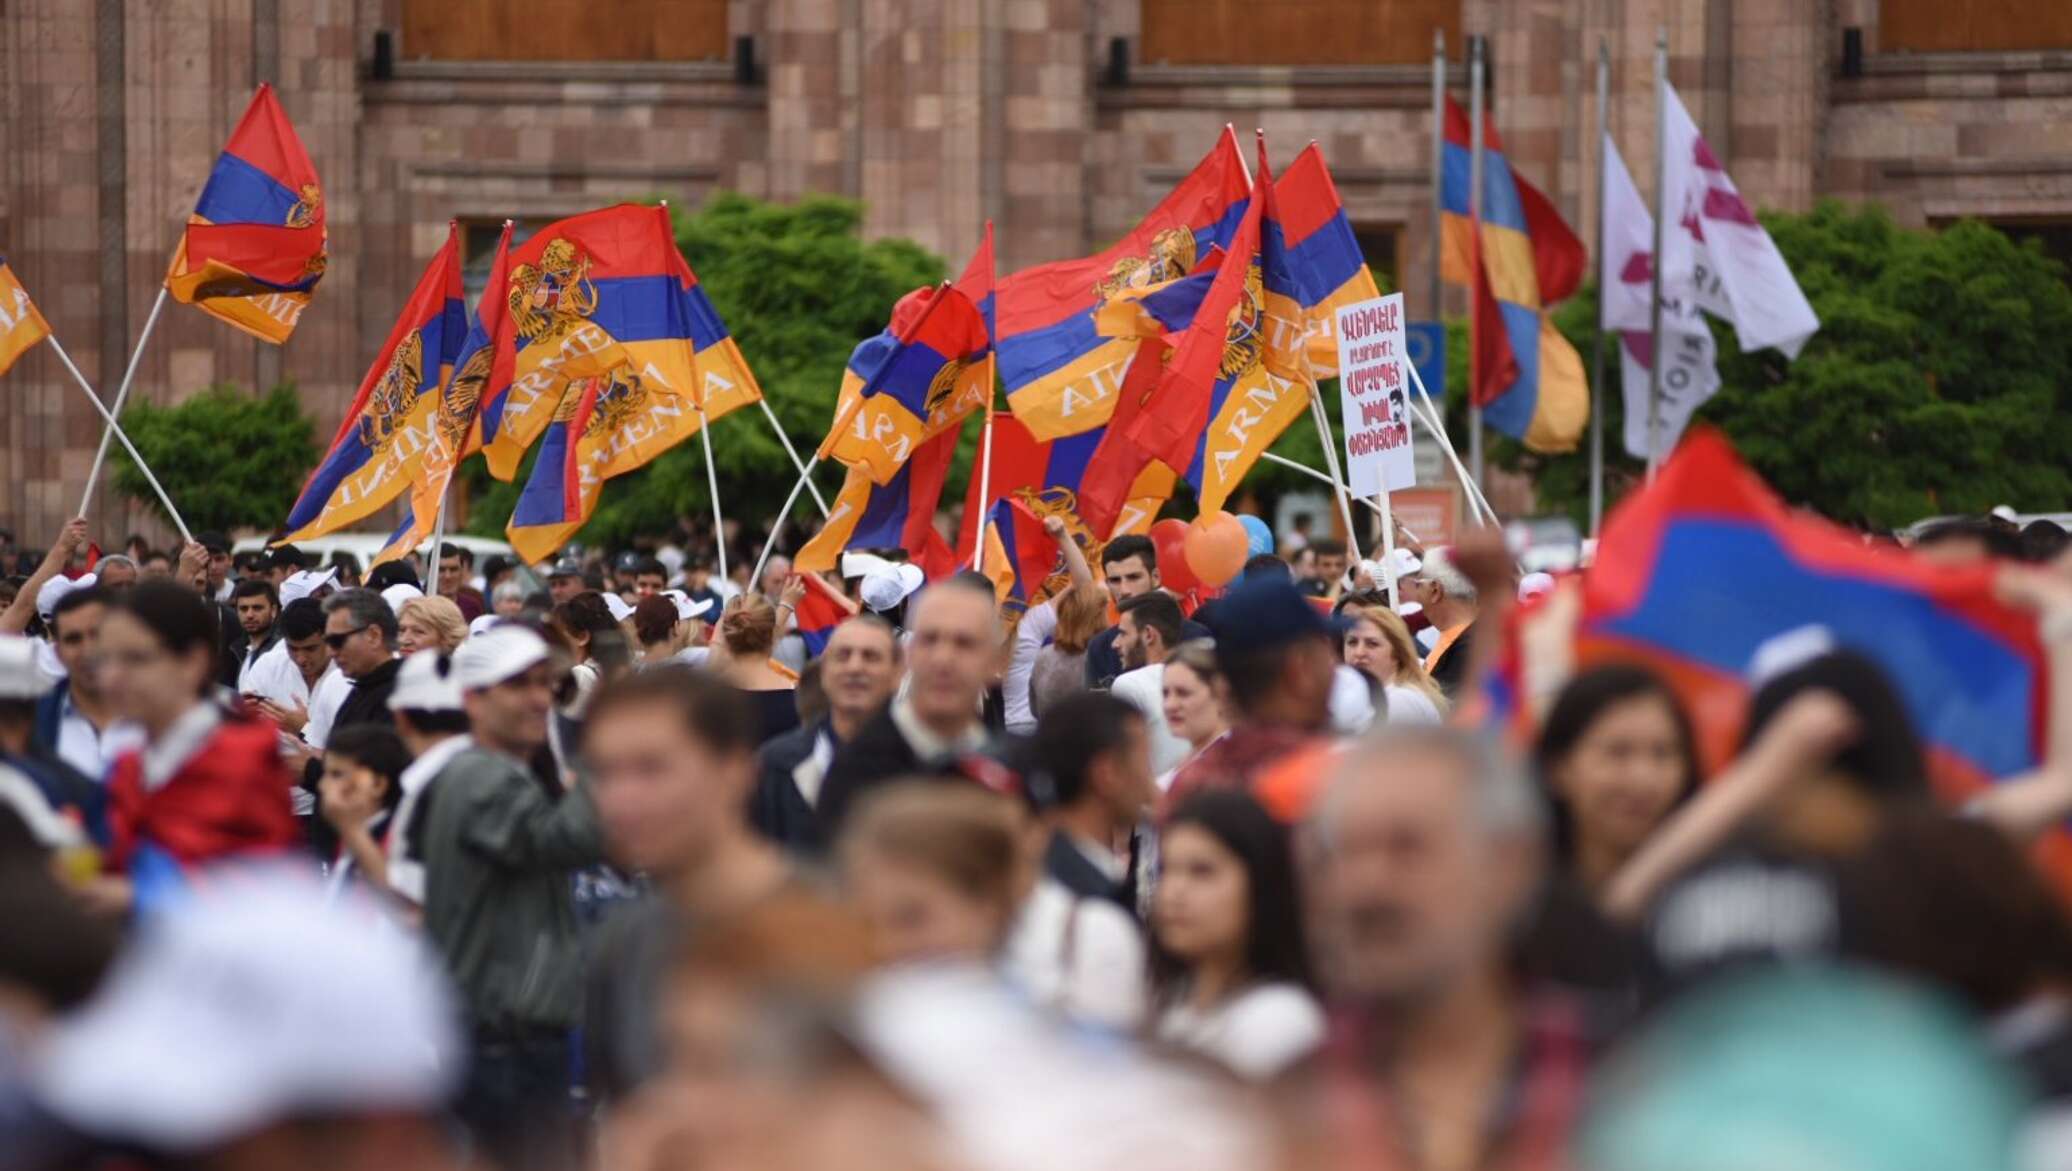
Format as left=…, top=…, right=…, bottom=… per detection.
left=1338, top=600, right=1447, bottom=725
left=396, top=595, right=467, bottom=655
left=1029, top=582, right=1109, bottom=720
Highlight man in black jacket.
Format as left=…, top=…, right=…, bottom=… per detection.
left=819, top=576, right=1022, bottom=832
left=321, top=589, right=402, bottom=732
left=751, top=614, right=902, bottom=856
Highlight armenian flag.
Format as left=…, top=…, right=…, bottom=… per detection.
left=978, top=496, right=1064, bottom=609
left=163, top=84, right=326, bottom=344
left=1275, top=143, right=1388, bottom=379
left=0, top=258, right=51, bottom=377
left=1579, top=428, right=2046, bottom=797
left=955, top=412, right=1174, bottom=590
left=996, top=129, right=1252, bottom=441
left=279, top=224, right=468, bottom=544
left=792, top=571, right=860, bottom=657
left=476, top=204, right=762, bottom=482
left=503, top=206, right=764, bottom=561
left=796, top=420, right=961, bottom=580
left=821, top=225, right=994, bottom=484
left=1439, top=97, right=1588, bottom=453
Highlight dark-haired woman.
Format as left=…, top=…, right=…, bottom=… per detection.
left=98, top=582, right=298, bottom=904
left=1533, top=665, right=1701, bottom=896
left=1150, top=789, right=1323, bottom=1079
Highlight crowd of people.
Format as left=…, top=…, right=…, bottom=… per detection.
left=2, top=506, right=2072, bottom=1171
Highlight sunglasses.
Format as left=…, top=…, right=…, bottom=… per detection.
left=324, top=624, right=369, bottom=650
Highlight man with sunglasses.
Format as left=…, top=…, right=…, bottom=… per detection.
left=320, top=589, right=403, bottom=735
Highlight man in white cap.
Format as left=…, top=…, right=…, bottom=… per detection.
left=415, top=623, right=603, bottom=1171
left=858, top=561, right=926, bottom=627
left=30, top=871, right=463, bottom=1171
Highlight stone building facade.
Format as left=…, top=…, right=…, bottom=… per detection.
left=3, top=0, right=2068, bottom=543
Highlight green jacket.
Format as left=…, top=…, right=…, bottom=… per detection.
left=418, top=745, right=603, bottom=1034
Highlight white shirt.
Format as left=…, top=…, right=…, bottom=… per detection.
left=303, top=665, right=350, bottom=750
left=238, top=639, right=310, bottom=708
left=889, top=695, right=989, bottom=761
left=1001, top=877, right=1147, bottom=1033
left=1155, top=982, right=1327, bottom=1080
left=1005, top=600, right=1058, bottom=734
left=1110, top=662, right=1189, bottom=776
left=1328, top=664, right=1376, bottom=735
left=1382, top=684, right=1444, bottom=726
left=384, top=733, right=473, bottom=906
left=54, top=688, right=127, bottom=782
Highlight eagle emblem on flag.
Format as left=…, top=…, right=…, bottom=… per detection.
left=1094, top=227, right=1198, bottom=299
left=509, top=237, right=600, bottom=344
left=354, top=331, right=424, bottom=452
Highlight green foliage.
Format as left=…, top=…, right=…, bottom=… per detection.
left=1495, top=203, right=2072, bottom=530
left=113, top=383, right=318, bottom=533
left=463, top=193, right=947, bottom=545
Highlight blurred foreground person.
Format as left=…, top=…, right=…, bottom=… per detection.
left=1287, top=726, right=1595, bottom=1171
left=1151, top=790, right=1324, bottom=1080
left=26, top=871, right=462, bottom=1171
left=1033, top=692, right=1154, bottom=909
left=1169, top=575, right=1337, bottom=805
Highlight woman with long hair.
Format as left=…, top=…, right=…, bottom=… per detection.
left=1337, top=599, right=1446, bottom=725
left=1532, top=664, right=1702, bottom=895
left=1029, top=582, right=1110, bottom=719
left=1159, top=640, right=1230, bottom=790
left=95, top=582, right=299, bottom=903
left=1150, top=789, right=1324, bottom=1079
left=397, top=595, right=467, bottom=655
left=715, top=594, right=800, bottom=746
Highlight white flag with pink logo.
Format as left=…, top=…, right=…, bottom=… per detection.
left=1657, top=80, right=1820, bottom=359
left=1601, top=132, right=1721, bottom=460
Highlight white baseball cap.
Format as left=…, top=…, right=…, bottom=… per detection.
left=36, top=572, right=97, bottom=621
left=841, top=550, right=894, bottom=581
left=602, top=593, right=637, bottom=623
left=32, top=869, right=460, bottom=1153
left=662, top=589, right=713, bottom=621
left=466, top=614, right=500, bottom=638
left=278, top=566, right=339, bottom=606
left=379, top=582, right=423, bottom=615
left=860, top=563, right=925, bottom=613
left=1516, top=571, right=1556, bottom=603
left=387, top=649, right=464, bottom=713
left=451, top=624, right=549, bottom=691
left=1381, top=547, right=1422, bottom=583
left=0, top=636, right=52, bottom=700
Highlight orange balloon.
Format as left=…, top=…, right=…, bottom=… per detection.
left=1183, top=510, right=1250, bottom=587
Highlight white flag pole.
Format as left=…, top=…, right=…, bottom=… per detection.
left=1645, top=27, right=1670, bottom=479
left=46, top=332, right=191, bottom=543
left=1257, top=452, right=1421, bottom=541
left=971, top=363, right=997, bottom=571
left=1378, top=488, right=1399, bottom=610
left=79, top=286, right=169, bottom=517
left=1429, top=28, right=1446, bottom=350
left=426, top=484, right=449, bottom=596
left=696, top=398, right=728, bottom=586
left=1589, top=37, right=1610, bottom=536
left=749, top=455, right=817, bottom=598
left=1466, top=34, right=1486, bottom=491
left=755, top=397, right=831, bottom=517
left=1301, top=353, right=1362, bottom=562
left=1404, top=357, right=1498, bottom=527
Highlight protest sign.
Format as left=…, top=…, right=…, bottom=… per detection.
left=1334, top=293, right=1417, bottom=497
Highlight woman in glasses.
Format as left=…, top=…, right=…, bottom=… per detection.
left=94, top=581, right=300, bottom=909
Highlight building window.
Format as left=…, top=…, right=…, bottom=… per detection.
left=1353, top=223, right=1402, bottom=293
left=461, top=220, right=544, bottom=303
left=1139, top=0, right=1459, bottom=67
left=402, top=0, right=729, bottom=63
left=1979, top=219, right=2072, bottom=283
left=1880, top=1, right=2072, bottom=53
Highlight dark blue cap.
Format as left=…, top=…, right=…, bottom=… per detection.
left=1202, top=574, right=1341, bottom=658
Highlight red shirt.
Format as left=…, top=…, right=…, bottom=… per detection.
left=106, top=708, right=299, bottom=873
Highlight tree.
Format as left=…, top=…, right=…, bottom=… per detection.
left=112, top=383, right=318, bottom=533
left=1497, top=203, right=2072, bottom=530
left=463, top=193, right=947, bottom=546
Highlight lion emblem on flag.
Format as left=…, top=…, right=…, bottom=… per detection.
left=923, top=358, right=968, bottom=422
left=1093, top=227, right=1198, bottom=299
left=1013, top=486, right=1096, bottom=601
left=552, top=367, right=652, bottom=431
left=1218, top=262, right=1265, bottom=380
left=355, top=331, right=424, bottom=452
left=435, top=345, right=491, bottom=449
left=509, top=237, right=600, bottom=344
left=285, top=184, right=322, bottom=230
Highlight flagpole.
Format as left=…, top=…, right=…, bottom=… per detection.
left=1466, top=34, right=1486, bottom=492
left=1378, top=489, right=1399, bottom=610
left=749, top=456, right=816, bottom=599
left=79, top=286, right=169, bottom=518
left=1257, top=452, right=1421, bottom=540
left=1645, top=26, right=1669, bottom=479
left=971, top=363, right=997, bottom=572
left=755, top=398, right=831, bottom=517
left=1429, top=28, right=1445, bottom=332
left=1405, top=356, right=1498, bottom=527
left=1303, top=377, right=1362, bottom=562
left=1589, top=37, right=1610, bottom=536
left=426, top=484, right=448, bottom=596
left=45, top=333, right=192, bottom=543
left=696, top=399, right=729, bottom=587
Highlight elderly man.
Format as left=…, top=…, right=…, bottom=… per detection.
left=818, top=576, right=1017, bottom=831
left=1407, top=546, right=1481, bottom=702
left=751, top=614, right=903, bottom=855
left=1287, top=726, right=1595, bottom=1169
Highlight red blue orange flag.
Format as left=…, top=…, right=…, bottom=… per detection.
left=163, top=84, right=326, bottom=344
left=955, top=412, right=1173, bottom=584
left=822, top=225, right=994, bottom=484
left=1566, top=427, right=2046, bottom=800
left=1440, top=97, right=1588, bottom=453
left=791, top=571, right=860, bottom=657
left=478, top=203, right=763, bottom=483
left=796, top=419, right=961, bottom=580
left=503, top=206, right=764, bottom=561
left=0, top=259, right=52, bottom=378
left=280, top=224, right=468, bottom=545
left=979, top=496, right=1062, bottom=610
left=997, top=129, right=1251, bottom=442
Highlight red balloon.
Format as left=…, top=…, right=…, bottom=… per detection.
left=1184, top=510, right=1250, bottom=587
left=1149, top=518, right=1198, bottom=594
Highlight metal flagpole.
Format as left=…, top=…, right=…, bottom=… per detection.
left=1378, top=489, right=1399, bottom=610
left=970, top=361, right=997, bottom=571
left=749, top=456, right=817, bottom=598
left=1430, top=29, right=1445, bottom=332
left=755, top=397, right=831, bottom=517
left=426, top=484, right=448, bottom=596
left=1404, top=357, right=1498, bottom=527
left=1258, top=451, right=1420, bottom=538
left=1301, top=348, right=1362, bottom=562
left=46, top=333, right=192, bottom=543
left=1589, top=37, right=1610, bottom=536
left=1466, top=34, right=1486, bottom=490
left=1645, top=27, right=1669, bottom=479
left=79, top=286, right=169, bottom=517
left=696, top=399, right=728, bottom=585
